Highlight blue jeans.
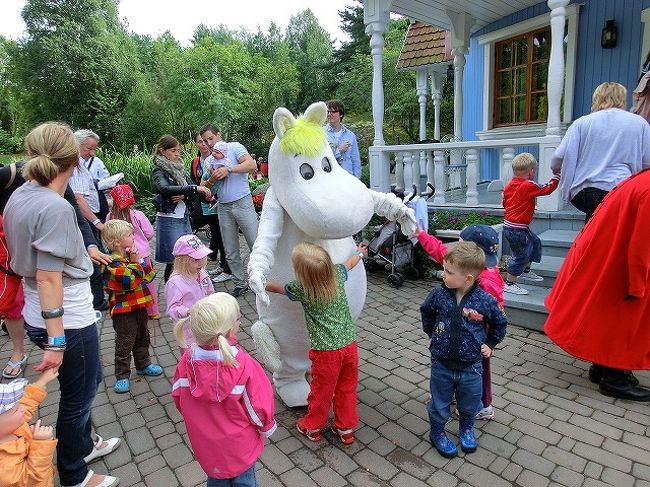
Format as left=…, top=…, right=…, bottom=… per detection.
left=427, top=358, right=482, bottom=433
left=25, top=322, right=102, bottom=486
left=218, top=196, right=259, bottom=286
left=503, top=226, right=542, bottom=276
left=207, top=465, right=258, bottom=487
left=155, top=214, right=192, bottom=264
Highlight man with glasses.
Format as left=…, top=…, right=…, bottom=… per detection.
left=325, top=100, right=361, bottom=179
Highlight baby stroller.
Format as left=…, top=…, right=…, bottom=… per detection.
left=365, top=218, right=420, bottom=288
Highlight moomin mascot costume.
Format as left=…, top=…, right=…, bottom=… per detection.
left=248, top=101, right=416, bottom=407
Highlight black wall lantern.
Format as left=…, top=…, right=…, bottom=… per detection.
left=601, top=19, right=617, bottom=49
left=446, top=63, right=454, bottom=81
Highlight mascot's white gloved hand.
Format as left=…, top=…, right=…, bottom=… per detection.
left=370, top=190, right=417, bottom=236
left=249, top=272, right=270, bottom=306
left=251, top=321, right=282, bottom=373
left=397, top=207, right=417, bottom=237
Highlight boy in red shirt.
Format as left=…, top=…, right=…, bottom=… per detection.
left=502, top=153, right=560, bottom=295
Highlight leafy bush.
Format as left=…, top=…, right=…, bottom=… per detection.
left=430, top=210, right=502, bottom=231
left=0, top=128, right=23, bottom=154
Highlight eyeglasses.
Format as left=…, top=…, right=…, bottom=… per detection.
left=327, top=110, right=339, bottom=114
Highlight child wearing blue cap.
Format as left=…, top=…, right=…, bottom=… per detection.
left=415, top=224, right=505, bottom=421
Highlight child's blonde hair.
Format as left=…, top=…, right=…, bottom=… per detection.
left=102, top=220, right=134, bottom=251
left=110, top=205, right=133, bottom=224
left=511, top=152, right=538, bottom=174
left=174, top=293, right=240, bottom=366
left=291, top=242, right=337, bottom=304
left=172, top=254, right=207, bottom=278
left=444, top=241, right=485, bottom=277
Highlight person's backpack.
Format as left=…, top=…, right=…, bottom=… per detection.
left=631, top=72, right=650, bottom=124
left=0, top=214, right=21, bottom=316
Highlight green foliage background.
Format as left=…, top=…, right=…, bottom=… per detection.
left=0, top=0, right=454, bottom=161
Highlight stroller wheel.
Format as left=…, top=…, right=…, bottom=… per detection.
left=405, top=267, right=421, bottom=280
left=388, top=273, right=404, bottom=288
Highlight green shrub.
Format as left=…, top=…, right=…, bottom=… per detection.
left=0, top=128, right=23, bottom=154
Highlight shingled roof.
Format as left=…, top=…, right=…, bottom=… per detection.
left=396, top=21, right=453, bottom=71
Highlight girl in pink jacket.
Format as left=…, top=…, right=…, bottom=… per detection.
left=109, top=184, right=160, bottom=319
left=415, top=224, right=505, bottom=421
left=172, top=293, right=276, bottom=487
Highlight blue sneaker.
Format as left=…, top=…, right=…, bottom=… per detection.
left=114, top=378, right=130, bottom=393
left=430, top=432, right=458, bottom=458
left=136, top=364, right=163, bottom=376
left=459, top=427, right=478, bottom=453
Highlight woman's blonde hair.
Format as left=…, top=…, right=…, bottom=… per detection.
left=101, top=220, right=133, bottom=251
left=174, top=292, right=240, bottom=366
left=22, top=122, right=80, bottom=186
left=172, top=254, right=207, bottom=278
left=291, top=242, right=337, bottom=304
left=591, top=82, right=627, bottom=112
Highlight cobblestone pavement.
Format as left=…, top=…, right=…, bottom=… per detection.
left=2, top=246, right=650, bottom=487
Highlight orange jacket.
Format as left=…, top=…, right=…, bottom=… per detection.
left=0, top=384, right=57, bottom=487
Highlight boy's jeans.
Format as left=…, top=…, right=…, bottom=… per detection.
left=207, top=465, right=258, bottom=487
left=503, top=226, right=542, bottom=277
left=428, top=358, right=482, bottom=433
left=25, top=322, right=102, bottom=486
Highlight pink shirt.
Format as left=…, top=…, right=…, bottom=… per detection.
left=107, top=209, right=154, bottom=258
left=165, top=270, right=214, bottom=348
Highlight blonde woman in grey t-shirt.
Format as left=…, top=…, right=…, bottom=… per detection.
left=4, top=122, right=121, bottom=487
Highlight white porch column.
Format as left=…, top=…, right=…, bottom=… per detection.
left=465, top=149, right=479, bottom=205
left=446, top=11, right=474, bottom=141
left=537, top=136, right=564, bottom=211
left=416, top=69, right=428, bottom=191
left=433, top=150, right=446, bottom=204
left=429, top=70, right=442, bottom=141
left=365, top=0, right=392, bottom=192
left=546, top=0, right=569, bottom=136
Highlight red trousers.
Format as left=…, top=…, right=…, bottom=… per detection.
left=302, top=341, right=359, bottom=430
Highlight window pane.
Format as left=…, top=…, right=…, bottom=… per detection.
left=514, top=67, right=527, bottom=94
left=499, top=43, right=512, bottom=68
left=515, top=38, right=528, bottom=65
left=533, top=63, right=548, bottom=90
left=497, top=98, right=511, bottom=124
left=532, top=30, right=551, bottom=61
left=497, top=71, right=512, bottom=96
left=514, top=96, right=526, bottom=123
left=531, top=93, right=548, bottom=121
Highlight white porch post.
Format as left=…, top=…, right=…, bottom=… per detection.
left=429, top=71, right=442, bottom=141
left=446, top=11, right=474, bottom=142
left=416, top=69, right=428, bottom=191
left=365, top=0, right=392, bottom=192
left=546, top=0, right=569, bottom=136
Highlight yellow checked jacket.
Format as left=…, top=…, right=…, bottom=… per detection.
left=102, top=253, right=155, bottom=316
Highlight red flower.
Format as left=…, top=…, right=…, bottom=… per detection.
left=252, top=193, right=264, bottom=212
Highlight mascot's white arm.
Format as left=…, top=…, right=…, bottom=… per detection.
left=370, top=189, right=417, bottom=236
left=248, top=186, right=283, bottom=306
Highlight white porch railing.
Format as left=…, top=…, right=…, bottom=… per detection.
left=369, top=135, right=563, bottom=211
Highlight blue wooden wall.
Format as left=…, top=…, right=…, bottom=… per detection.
left=463, top=0, right=650, bottom=180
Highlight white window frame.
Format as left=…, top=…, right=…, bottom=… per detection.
left=475, top=3, right=580, bottom=140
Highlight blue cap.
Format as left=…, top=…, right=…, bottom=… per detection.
left=459, top=224, right=499, bottom=267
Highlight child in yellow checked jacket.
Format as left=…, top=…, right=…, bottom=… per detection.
left=102, top=219, right=163, bottom=394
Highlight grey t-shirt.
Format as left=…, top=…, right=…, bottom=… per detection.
left=4, top=182, right=93, bottom=287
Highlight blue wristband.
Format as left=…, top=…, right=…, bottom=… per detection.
left=47, top=335, right=66, bottom=346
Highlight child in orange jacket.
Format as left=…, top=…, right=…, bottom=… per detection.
left=0, top=368, right=59, bottom=487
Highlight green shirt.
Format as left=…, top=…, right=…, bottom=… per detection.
left=286, top=264, right=356, bottom=351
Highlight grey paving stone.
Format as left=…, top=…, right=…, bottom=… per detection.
left=174, top=460, right=206, bottom=487
left=516, top=468, right=551, bottom=487
left=309, top=466, right=347, bottom=487
left=125, top=426, right=156, bottom=456
left=550, top=466, right=585, bottom=487
left=353, top=448, right=399, bottom=480
left=110, top=463, right=142, bottom=486
left=162, top=443, right=194, bottom=469
left=144, top=466, right=180, bottom=487
left=279, top=467, right=319, bottom=486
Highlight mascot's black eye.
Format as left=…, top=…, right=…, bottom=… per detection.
left=321, top=157, right=332, bottom=173
left=299, top=163, right=314, bottom=180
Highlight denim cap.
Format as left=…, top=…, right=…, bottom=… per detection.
left=459, top=224, right=499, bottom=267
left=172, top=234, right=212, bottom=259
left=0, top=378, right=28, bottom=414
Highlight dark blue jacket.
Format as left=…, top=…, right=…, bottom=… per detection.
left=420, top=283, right=507, bottom=370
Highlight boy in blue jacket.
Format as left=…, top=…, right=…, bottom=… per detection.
left=420, top=241, right=507, bottom=458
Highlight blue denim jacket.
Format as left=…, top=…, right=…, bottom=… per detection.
left=325, top=124, right=361, bottom=178
left=420, top=283, right=508, bottom=370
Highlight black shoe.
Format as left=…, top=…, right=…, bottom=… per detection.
left=589, top=364, right=639, bottom=387
left=599, top=381, right=650, bottom=402
left=230, top=283, right=249, bottom=298
left=94, top=301, right=109, bottom=312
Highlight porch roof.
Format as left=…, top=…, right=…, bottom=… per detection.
left=389, top=0, right=545, bottom=34
left=395, top=22, right=452, bottom=71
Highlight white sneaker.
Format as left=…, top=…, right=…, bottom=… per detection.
left=212, top=272, right=233, bottom=283
left=475, top=405, right=494, bottom=420
left=504, top=282, right=529, bottom=295
left=208, top=266, right=223, bottom=276
left=520, top=271, right=544, bottom=282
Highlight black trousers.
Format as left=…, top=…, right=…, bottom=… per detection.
left=570, top=187, right=608, bottom=223
left=206, top=214, right=231, bottom=274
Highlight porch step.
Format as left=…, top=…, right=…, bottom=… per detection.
left=538, top=229, right=579, bottom=258
left=529, top=255, right=565, bottom=288
left=504, top=283, right=549, bottom=332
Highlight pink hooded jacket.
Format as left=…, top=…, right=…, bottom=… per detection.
left=172, top=345, right=276, bottom=479
left=418, top=232, right=505, bottom=307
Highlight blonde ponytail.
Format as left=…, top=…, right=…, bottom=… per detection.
left=217, top=334, right=238, bottom=366
left=174, top=317, right=191, bottom=349
left=22, top=122, right=79, bottom=186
